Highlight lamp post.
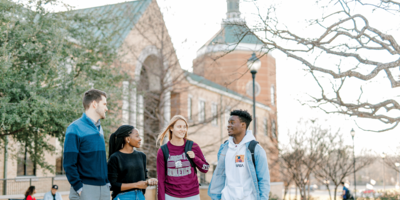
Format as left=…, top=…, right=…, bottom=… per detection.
left=395, top=163, right=400, bottom=188
left=247, top=53, right=261, bottom=136
left=381, top=152, right=386, bottom=190
left=350, top=128, right=356, bottom=199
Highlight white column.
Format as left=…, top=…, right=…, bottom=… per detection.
left=129, top=87, right=136, bottom=127
left=122, top=81, right=129, bottom=124
left=138, top=95, right=144, bottom=143
left=163, top=90, right=171, bottom=127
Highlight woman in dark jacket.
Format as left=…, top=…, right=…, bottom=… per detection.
left=108, top=125, right=157, bottom=200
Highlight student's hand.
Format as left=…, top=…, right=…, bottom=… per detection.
left=187, top=151, right=195, bottom=158
left=137, top=181, right=148, bottom=189
left=147, top=178, right=158, bottom=186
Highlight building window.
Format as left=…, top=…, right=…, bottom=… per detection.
left=272, top=120, right=277, bottom=139
left=271, top=85, right=275, bottom=106
left=211, top=103, right=218, bottom=125
left=188, top=96, right=192, bottom=121
left=224, top=107, right=231, bottom=126
left=55, top=139, right=65, bottom=175
left=264, top=118, right=269, bottom=136
left=254, top=117, right=258, bottom=135
left=17, top=145, right=36, bottom=176
left=198, top=100, right=206, bottom=123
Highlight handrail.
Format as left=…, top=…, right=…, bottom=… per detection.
left=0, top=176, right=69, bottom=196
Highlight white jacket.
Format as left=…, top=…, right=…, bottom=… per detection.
left=222, top=131, right=257, bottom=200
left=43, top=191, right=62, bottom=200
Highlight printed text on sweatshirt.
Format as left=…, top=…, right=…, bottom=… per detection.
left=157, top=140, right=209, bottom=200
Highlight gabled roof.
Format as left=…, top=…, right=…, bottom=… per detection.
left=68, top=0, right=152, bottom=48
left=200, top=23, right=264, bottom=49
left=185, top=71, right=270, bottom=111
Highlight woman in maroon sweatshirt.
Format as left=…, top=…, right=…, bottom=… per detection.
left=156, top=115, right=209, bottom=200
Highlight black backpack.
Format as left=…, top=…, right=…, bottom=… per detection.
left=161, top=140, right=198, bottom=175
left=224, top=140, right=259, bottom=168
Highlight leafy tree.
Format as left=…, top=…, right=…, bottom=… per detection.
left=0, top=0, right=125, bottom=172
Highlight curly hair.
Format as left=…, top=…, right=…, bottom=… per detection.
left=230, top=109, right=252, bottom=129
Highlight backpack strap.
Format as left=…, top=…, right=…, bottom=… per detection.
left=161, top=144, right=169, bottom=175
left=185, top=140, right=197, bottom=175
left=225, top=139, right=258, bottom=168
left=248, top=140, right=259, bottom=169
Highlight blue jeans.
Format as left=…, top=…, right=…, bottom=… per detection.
left=115, top=190, right=145, bottom=200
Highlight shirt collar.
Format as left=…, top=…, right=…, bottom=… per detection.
left=91, top=118, right=101, bottom=128
left=82, top=113, right=101, bottom=129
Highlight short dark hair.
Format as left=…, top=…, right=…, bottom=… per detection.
left=341, top=182, right=345, bottom=185
left=83, top=89, right=107, bottom=110
left=230, top=109, right=252, bottom=129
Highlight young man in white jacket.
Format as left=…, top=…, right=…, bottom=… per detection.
left=208, top=109, right=270, bottom=200
left=43, top=185, right=62, bottom=200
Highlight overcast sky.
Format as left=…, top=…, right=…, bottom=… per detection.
left=55, top=0, right=400, bottom=156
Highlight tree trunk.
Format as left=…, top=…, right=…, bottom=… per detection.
left=326, top=184, right=332, bottom=200
left=300, top=186, right=306, bottom=200
left=334, top=185, right=340, bottom=200
left=283, top=184, right=289, bottom=200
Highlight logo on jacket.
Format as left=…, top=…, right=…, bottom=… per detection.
left=235, top=155, right=244, bottom=167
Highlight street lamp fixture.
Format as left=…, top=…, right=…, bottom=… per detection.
left=381, top=152, right=386, bottom=159
left=247, top=53, right=261, bottom=136
left=350, top=128, right=356, bottom=199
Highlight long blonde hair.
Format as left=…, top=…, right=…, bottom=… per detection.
left=157, top=115, right=189, bottom=146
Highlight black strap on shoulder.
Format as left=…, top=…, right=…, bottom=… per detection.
left=248, top=140, right=259, bottom=169
left=224, top=139, right=258, bottom=168
left=161, top=144, right=169, bottom=175
left=185, top=140, right=197, bottom=175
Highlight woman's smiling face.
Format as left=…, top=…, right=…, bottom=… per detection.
left=170, top=119, right=187, bottom=140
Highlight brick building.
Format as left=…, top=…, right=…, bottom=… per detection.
left=0, top=0, right=281, bottom=199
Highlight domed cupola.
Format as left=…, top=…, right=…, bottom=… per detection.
left=196, top=0, right=266, bottom=57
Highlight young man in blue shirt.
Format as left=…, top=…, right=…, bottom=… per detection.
left=208, top=110, right=270, bottom=200
left=63, top=89, right=110, bottom=200
left=342, top=182, right=351, bottom=200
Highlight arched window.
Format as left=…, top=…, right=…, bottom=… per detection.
left=271, top=85, right=275, bottom=106
left=264, top=118, right=269, bottom=136
left=272, top=121, right=277, bottom=139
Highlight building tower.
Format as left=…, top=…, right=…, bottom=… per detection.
left=226, top=0, right=241, bottom=19
left=192, top=0, right=279, bottom=182
left=193, top=0, right=277, bottom=110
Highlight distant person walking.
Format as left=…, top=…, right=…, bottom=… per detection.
left=342, top=182, right=353, bottom=200
left=208, top=110, right=270, bottom=200
left=43, top=185, right=62, bottom=200
left=63, top=89, right=110, bottom=200
left=108, top=125, right=158, bottom=200
left=24, top=186, right=36, bottom=200
left=156, top=115, right=210, bottom=200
